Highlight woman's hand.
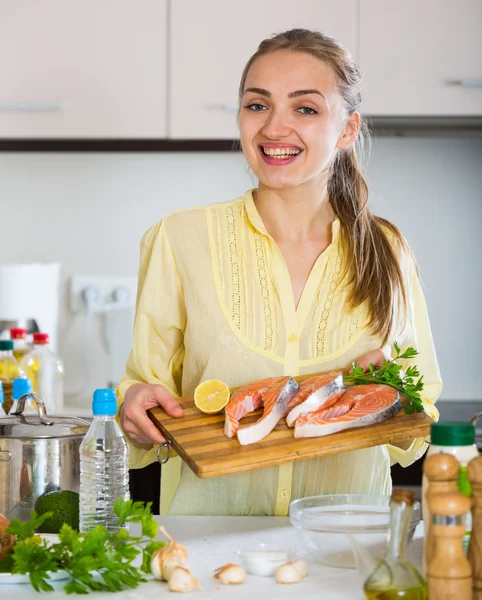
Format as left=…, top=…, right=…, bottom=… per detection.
left=351, top=348, right=391, bottom=373
left=120, top=383, right=183, bottom=449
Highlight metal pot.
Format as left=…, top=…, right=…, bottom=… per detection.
left=0, top=393, right=91, bottom=522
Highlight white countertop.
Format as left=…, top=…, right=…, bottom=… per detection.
left=2, top=516, right=425, bottom=600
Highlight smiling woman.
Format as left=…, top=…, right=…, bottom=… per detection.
left=116, top=29, right=442, bottom=516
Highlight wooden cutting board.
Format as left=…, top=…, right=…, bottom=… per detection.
left=148, top=372, right=434, bottom=479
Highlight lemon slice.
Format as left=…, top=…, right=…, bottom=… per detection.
left=194, top=379, right=230, bottom=414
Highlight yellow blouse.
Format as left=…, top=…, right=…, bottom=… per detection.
left=117, top=190, right=442, bottom=516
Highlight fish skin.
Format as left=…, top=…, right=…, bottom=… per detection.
left=286, top=372, right=344, bottom=428
left=224, top=376, right=287, bottom=438
left=294, top=384, right=401, bottom=439
left=237, top=377, right=300, bottom=446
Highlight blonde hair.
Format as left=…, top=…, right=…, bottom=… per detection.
left=239, top=28, right=410, bottom=344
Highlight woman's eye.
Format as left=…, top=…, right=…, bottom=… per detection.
left=245, top=103, right=267, bottom=112
left=297, top=107, right=318, bottom=115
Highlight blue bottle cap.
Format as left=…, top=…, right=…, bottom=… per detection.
left=12, top=377, right=33, bottom=400
left=92, top=388, right=117, bottom=416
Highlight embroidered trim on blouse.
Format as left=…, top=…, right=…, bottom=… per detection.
left=226, top=205, right=241, bottom=330
left=315, top=244, right=343, bottom=358
left=254, top=232, right=274, bottom=351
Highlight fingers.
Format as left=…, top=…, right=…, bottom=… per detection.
left=120, top=383, right=183, bottom=447
left=122, top=406, right=166, bottom=446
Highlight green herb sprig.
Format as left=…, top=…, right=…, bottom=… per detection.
left=4, top=498, right=165, bottom=594
left=344, top=342, right=425, bottom=415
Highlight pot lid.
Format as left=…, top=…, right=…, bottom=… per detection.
left=0, top=393, right=91, bottom=439
left=0, top=414, right=91, bottom=439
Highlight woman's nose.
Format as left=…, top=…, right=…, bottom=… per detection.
left=261, top=110, right=292, bottom=139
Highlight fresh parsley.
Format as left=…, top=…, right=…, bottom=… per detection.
left=5, top=498, right=165, bottom=594
left=344, top=342, right=425, bottom=415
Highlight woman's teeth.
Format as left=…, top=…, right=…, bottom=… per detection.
left=262, top=147, right=301, bottom=158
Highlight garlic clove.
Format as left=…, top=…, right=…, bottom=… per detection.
left=213, top=563, right=246, bottom=585
left=151, top=526, right=188, bottom=581
left=159, top=526, right=188, bottom=561
left=168, top=566, right=201, bottom=593
left=291, top=559, right=308, bottom=578
left=150, top=550, right=164, bottom=581
left=275, top=563, right=304, bottom=584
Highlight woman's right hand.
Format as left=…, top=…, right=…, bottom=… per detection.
left=120, top=383, right=184, bottom=449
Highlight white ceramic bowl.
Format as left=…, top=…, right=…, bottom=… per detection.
left=237, top=543, right=295, bottom=577
left=290, top=494, right=420, bottom=569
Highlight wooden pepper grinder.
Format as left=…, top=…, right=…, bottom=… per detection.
left=468, top=455, right=482, bottom=600
left=427, top=492, right=472, bottom=600
left=423, top=453, right=460, bottom=574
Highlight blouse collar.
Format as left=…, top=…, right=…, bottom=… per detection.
left=243, top=188, right=341, bottom=242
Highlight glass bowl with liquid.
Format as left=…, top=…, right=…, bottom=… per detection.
left=290, top=494, right=420, bottom=570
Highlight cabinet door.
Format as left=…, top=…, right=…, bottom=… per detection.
left=360, top=0, right=482, bottom=116
left=169, top=0, right=357, bottom=139
left=0, top=1, right=167, bottom=138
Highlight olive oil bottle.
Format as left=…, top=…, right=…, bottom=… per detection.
left=363, top=489, right=427, bottom=600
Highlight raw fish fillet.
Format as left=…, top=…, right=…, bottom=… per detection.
left=224, top=376, right=287, bottom=438
left=286, top=371, right=344, bottom=428
left=237, top=377, right=300, bottom=446
left=294, top=384, right=401, bottom=439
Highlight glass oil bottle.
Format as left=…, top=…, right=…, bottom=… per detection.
left=363, top=488, right=427, bottom=600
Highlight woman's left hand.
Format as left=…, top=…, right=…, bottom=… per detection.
left=351, top=348, right=391, bottom=373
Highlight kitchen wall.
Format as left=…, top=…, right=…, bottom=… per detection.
left=1, top=137, right=481, bottom=407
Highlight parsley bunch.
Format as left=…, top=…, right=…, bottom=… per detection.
left=4, top=498, right=165, bottom=594
left=344, top=343, right=425, bottom=415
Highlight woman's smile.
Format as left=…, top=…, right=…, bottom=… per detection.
left=258, top=141, right=304, bottom=166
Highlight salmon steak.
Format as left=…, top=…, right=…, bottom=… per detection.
left=237, top=377, right=300, bottom=446
left=285, top=371, right=345, bottom=428
left=224, top=376, right=289, bottom=438
left=294, top=384, right=401, bottom=438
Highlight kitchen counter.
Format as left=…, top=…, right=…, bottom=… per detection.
left=3, top=516, right=424, bottom=599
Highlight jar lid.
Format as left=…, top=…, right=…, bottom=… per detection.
left=0, top=340, right=13, bottom=351
left=431, top=421, right=476, bottom=446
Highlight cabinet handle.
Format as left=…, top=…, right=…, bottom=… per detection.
left=0, top=102, right=63, bottom=111
left=454, top=79, right=482, bottom=88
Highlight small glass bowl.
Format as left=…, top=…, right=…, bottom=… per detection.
left=237, top=543, right=295, bottom=577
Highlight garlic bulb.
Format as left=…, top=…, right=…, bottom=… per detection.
left=168, top=566, right=201, bottom=592
left=275, top=562, right=304, bottom=584
left=291, top=559, right=308, bottom=578
left=213, top=563, right=245, bottom=584
left=150, top=526, right=188, bottom=581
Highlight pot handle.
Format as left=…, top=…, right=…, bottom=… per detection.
left=471, top=412, right=482, bottom=427
left=11, top=393, right=54, bottom=426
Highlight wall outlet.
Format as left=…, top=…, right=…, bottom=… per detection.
left=70, top=274, right=137, bottom=314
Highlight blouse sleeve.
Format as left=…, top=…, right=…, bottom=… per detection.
left=385, top=252, right=442, bottom=468
left=116, top=220, right=186, bottom=470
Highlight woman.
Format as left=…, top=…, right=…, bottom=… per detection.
left=118, top=29, right=442, bottom=516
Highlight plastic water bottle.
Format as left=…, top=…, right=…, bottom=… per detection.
left=11, top=377, right=35, bottom=414
left=79, top=388, right=129, bottom=533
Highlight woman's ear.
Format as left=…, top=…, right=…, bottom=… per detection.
left=336, top=111, right=361, bottom=150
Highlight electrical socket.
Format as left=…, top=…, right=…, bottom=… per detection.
left=70, top=274, right=137, bottom=314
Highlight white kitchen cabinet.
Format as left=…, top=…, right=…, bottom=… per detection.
left=0, top=0, right=167, bottom=138
left=360, top=0, right=482, bottom=116
left=169, top=0, right=358, bottom=139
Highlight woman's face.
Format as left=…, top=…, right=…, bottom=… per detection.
left=239, top=50, right=359, bottom=190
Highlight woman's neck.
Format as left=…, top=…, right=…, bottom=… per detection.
left=254, top=180, right=335, bottom=244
